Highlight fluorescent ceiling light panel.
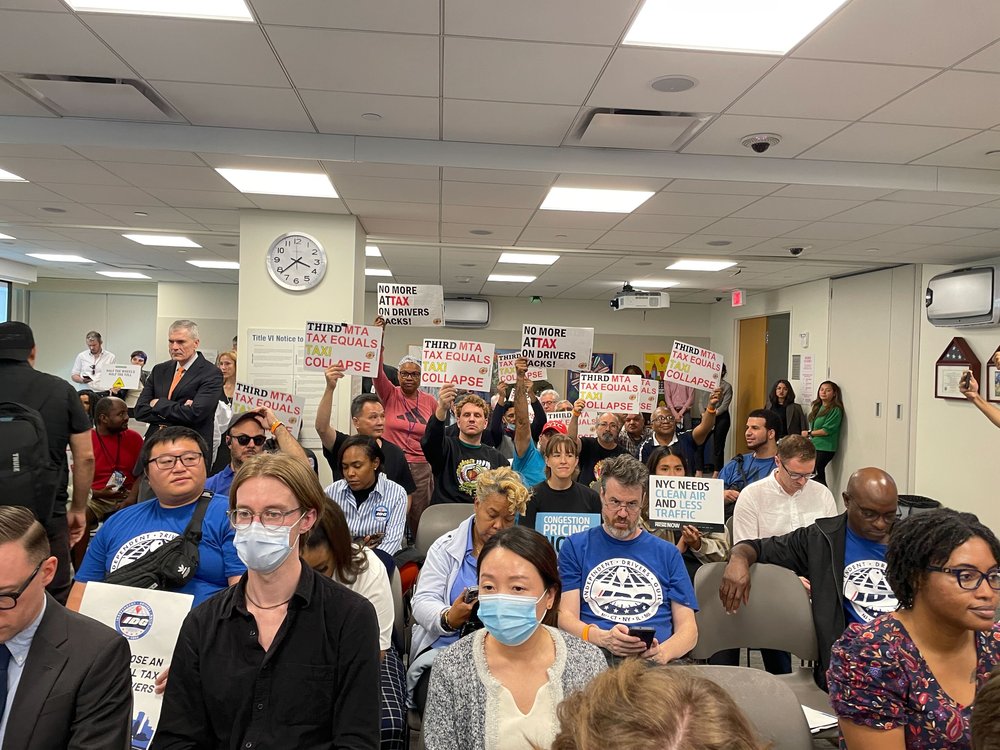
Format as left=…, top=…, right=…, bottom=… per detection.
left=0, top=232, right=14, bottom=240
left=498, top=252, right=560, bottom=265
left=667, top=259, right=736, bottom=272
left=215, top=168, right=338, bottom=198
left=488, top=274, right=536, bottom=283
left=0, top=169, right=26, bottom=182
left=630, top=279, right=679, bottom=289
left=624, top=0, right=847, bottom=55
left=365, top=268, right=393, bottom=277
left=66, top=0, right=253, bottom=22
left=366, top=245, right=382, bottom=257
left=187, top=260, right=240, bottom=270
left=27, top=253, right=95, bottom=263
left=98, top=271, right=151, bottom=279
left=540, top=187, right=654, bottom=213
left=123, top=234, right=201, bottom=248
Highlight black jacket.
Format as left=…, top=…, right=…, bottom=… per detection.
left=743, top=512, right=848, bottom=687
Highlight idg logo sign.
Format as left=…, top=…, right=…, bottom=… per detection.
left=115, top=601, right=154, bottom=640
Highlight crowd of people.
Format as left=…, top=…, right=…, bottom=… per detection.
left=0, top=315, right=997, bottom=750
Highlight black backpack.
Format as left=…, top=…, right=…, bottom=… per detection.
left=0, top=401, right=60, bottom=523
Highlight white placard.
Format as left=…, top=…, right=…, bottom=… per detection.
left=577, top=373, right=642, bottom=413
left=497, top=353, right=546, bottom=385
left=304, top=321, right=383, bottom=378
left=78, top=582, right=194, bottom=749
left=377, top=283, right=445, bottom=327
left=648, top=476, right=725, bottom=532
left=233, top=382, right=305, bottom=439
left=100, top=364, right=141, bottom=391
left=663, top=341, right=723, bottom=392
left=520, top=324, right=594, bottom=370
left=639, top=378, right=659, bottom=412
left=545, top=409, right=596, bottom=438
left=421, top=338, right=495, bottom=391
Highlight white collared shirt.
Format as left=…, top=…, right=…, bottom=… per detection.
left=732, top=470, right=838, bottom=543
left=71, top=348, right=116, bottom=388
left=0, top=596, right=46, bottom=743
left=174, top=351, right=200, bottom=373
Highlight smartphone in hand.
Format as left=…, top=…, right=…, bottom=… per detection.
left=463, top=586, right=479, bottom=604
left=961, top=371, right=972, bottom=390
left=627, top=626, right=656, bottom=649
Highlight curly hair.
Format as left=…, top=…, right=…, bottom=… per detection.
left=455, top=393, right=490, bottom=421
left=475, top=466, right=530, bottom=516
left=598, top=454, right=649, bottom=494
left=973, top=668, right=1000, bottom=750
left=886, top=508, right=1000, bottom=609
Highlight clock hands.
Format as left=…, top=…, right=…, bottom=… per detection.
left=278, top=256, right=310, bottom=274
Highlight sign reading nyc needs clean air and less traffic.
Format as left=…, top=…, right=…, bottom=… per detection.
left=648, top=476, right=725, bottom=532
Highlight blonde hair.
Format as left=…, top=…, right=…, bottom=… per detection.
left=229, top=453, right=327, bottom=522
left=475, top=466, right=530, bottom=517
left=456, top=393, right=490, bottom=421
left=549, top=660, right=769, bottom=750
left=216, top=350, right=237, bottom=367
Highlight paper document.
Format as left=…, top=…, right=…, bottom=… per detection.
left=801, top=705, right=838, bottom=733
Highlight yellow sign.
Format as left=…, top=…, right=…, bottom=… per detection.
left=112, top=377, right=126, bottom=390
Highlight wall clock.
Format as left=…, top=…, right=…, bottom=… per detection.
left=266, top=231, right=327, bottom=291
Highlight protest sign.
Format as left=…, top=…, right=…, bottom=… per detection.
left=496, top=352, right=546, bottom=385
left=639, top=378, right=660, bottom=412
left=79, top=583, right=194, bottom=750
left=233, top=382, right=305, bottom=439
left=648, top=476, right=725, bottom=532
left=544, top=409, right=596, bottom=437
left=377, top=283, right=444, bottom=326
left=421, top=339, right=495, bottom=390
left=303, top=321, right=382, bottom=378
left=577, top=373, right=642, bottom=413
left=99, top=364, right=141, bottom=391
left=663, top=341, right=723, bottom=392
left=520, top=324, right=594, bottom=370
left=536, top=512, right=601, bottom=552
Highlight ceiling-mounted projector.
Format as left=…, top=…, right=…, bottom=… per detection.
left=610, top=283, right=670, bottom=310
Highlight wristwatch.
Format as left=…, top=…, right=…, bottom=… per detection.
left=440, top=607, right=457, bottom=632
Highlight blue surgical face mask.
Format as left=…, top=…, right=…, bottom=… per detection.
left=234, top=518, right=301, bottom=574
left=477, top=591, right=547, bottom=646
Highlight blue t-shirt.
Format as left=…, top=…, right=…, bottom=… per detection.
left=639, top=432, right=699, bottom=474
left=76, top=494, right=245, bottom=606
left=558, top=525, right=698, bottom=645
left=843, top=526, right=896, bottom=625
left=205, top=465, right=235, bottom=497
left=433, top=522, right=479, bottom=650
left=718, top=453, right=777, bottom=491
left=512, top=442, right=546, bottom=487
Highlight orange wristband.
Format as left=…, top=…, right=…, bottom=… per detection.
left=582, top=624, right=592, bottom=642
left=270, top=420, right=283, bottom=433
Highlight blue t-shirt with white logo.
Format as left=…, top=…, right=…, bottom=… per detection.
left=558, top=525, right=698, bottom=645
left=843, top=526, right=897, bottom=624
left=76, top=494, right=245, bottom=606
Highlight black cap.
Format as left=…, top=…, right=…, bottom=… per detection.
left=226, top=410, right=263, bottom=434
left=0, top=321, right=34, bottom=361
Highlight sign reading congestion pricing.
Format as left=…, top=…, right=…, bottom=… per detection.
left=233, top=383, right=305, bottom=439
left=664, top=341, right=723, bottom=392
left=303, top=321, right=382, bottom=378
left=497, top=352, right=546, bottom=385
left=520, top=324, right=594, bottom=370
left=422, top=339, right=495, bottom=391
left=648, top=476, right=725, bottom=532
left=377, top=283, right=444, bottom=327
left=536, top=512, right=601, bottom=552
left=577, top=373, right=643, bottom=413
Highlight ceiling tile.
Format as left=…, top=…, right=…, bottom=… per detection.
left=588, top=48, right=778, bottom=111
left=0, top=157, right=126, bottom=185
left=443, top=99, right=579, bottom=146
left=664, top=179, right=784, bottom=195
left=445, top=37, right=609, bottom=105
left=334, top=175, right=441, bottom=204
left=957, top=39, right=1000, bottom=73
left=441, top=223, right=520, bottom=241
left=732, top=59, right=934, bottom=120
left=592, top=230, right=687, bottom=248
left=302, top=90, right=439, bottom=139
left=253, top=0, right=440, bottom=34
left=152, top=81, right=314, bottom=131
left=799, top=122, right=976, bottom=164
left=87, top=203, right=198, bottom=225
left=176, top=208, right=239, bottom=227
left=827, top=201, right=962, bottom=224
left=0, top=79, right=55, bottom=117
left=101, top=163, right=233, bottom=191
left=324, top=163, right=441, bottom=181
left=919, top=206, right=1000, bottom=229
left=666, top=234, right=766, bottom=252
left=70, top=147, right=204, bottom=165
left=613, top=213, right=716, bottom=234
left=517, top=227, right=606, bottom=244
left=362, top=218, right=439, bottom=237
left=445, top=0, right=635, bottom=45
left=948, top=229, right=1000, bottom=247
left=865, top=71, right=1000, bottom=129
left=881, top=190, right=996, bottom=206
left=870, top=225, right=991, bottom=244
left=740, top=237, right=844, bottom=255
left=733, top=197, right=863, bottom=221
left=344, top=200, right=439, bottom=221
left=887, top=245, right=998, bottom=264
left=440, top=204, right=533, bottom=226
left=0, top=10, right=135, bottom=77
left=0, top=182, right=79, bottom=202
left=526, top=211, right=621, bottom=230
left=702, top=217, right=809, bottom=237
left=770, top=185, right=894, bottom=200
left=910, top=130, right=1000, bottom=169
left=141, top=188, right=256, bottom=209
left=441, top=167, right=555, bottom=186
left=683, top=115, right=848, bottom=157
left=248, top=195, right=349, bottom=213
left=441, top=181, right=546, bottom=209
left=784, top=222, right=898, bottom=241
left=268, top=27, right=439, bottom=96
left=41, top=183, right=161, bottom=205
left=636, top=191, right=759, bottom=216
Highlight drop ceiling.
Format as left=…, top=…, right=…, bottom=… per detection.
left=0, top=0, right=998, bottom=302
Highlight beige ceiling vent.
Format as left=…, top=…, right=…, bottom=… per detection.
left=571, top=109, right=711, bottom=151
left=5, top=74, right=182, bottom=122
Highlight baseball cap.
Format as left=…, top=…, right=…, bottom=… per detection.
left=541, top=421, right=568, bottom=435
left=0, top=321, right=34, bottom=361
left=226, top=411, right=263, bottom=434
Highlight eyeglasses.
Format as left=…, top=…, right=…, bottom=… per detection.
left=926, top=566, right=1000, bottom=591
left=147, top=452, right=204, bottom=470
left=856, top=507, right=899, bottom=525
left=230, top=434, right=266, bottom=447
left=780, top=464, right=816, bottom=481
left=604, top=498, right=642, bottom=513
left=0, top=561, right=43, bottom=611
left=398, top=371, right=421, bottom=379
left=651, top=416, right=675, bottom=424
left=228, top=508, right=305, bottom=530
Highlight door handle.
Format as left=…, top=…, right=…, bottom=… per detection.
left=875, top=402, right=881, bottom=418
left=896, top=404, right=902, bottom=420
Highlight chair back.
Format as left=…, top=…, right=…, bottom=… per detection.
left=415, top=504, right=474, bottom=555
left=679, top=665, right=814, bottom=750
left=690, top=562, right=819, bottom=661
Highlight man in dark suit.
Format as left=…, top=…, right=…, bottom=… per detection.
left=0, top=506, right=131, bottom=749
left=135, top=320, right=223, bottom=450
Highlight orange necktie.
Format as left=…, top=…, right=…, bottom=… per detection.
left=168, top=367, right=185, bottom=399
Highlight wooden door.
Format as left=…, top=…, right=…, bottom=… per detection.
left=735, top=316, right=768, bottom=454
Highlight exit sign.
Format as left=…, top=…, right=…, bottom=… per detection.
left=731, top=289, right=746, bottom=307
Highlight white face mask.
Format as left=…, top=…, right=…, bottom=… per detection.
left=234, top=516, right=303, bottom=574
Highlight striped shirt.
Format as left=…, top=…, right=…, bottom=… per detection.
left=324, top=473, right=408, bottom=555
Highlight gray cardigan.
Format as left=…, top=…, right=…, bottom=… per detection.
left=423, top=626, right=606, bottom=750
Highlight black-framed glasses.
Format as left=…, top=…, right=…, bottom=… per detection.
left=0, top=561, right=43, bottom=610
left=147, top=452, right=204, bottom=470
left=651, top=416, right=675, bottom=424
left=926, top=565, right=1000, bottom=591
left=779, top=462, right=816, bottom=481
left=398, top=370, right=421, bottom=379
left=228, top=508, right=305, bottom=530
left=230, top=434, right=266, bottom=447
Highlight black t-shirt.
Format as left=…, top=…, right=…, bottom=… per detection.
left=0, top=360, right=92, bottom=514
left=322, top=431, right=416, bottom=494
left=577, top=437, right=627, bottom=489
left=520, top=481, right=602, bottom=530
left=422, top=415, right=509, bottom=504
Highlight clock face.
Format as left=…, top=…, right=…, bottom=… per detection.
left=266, top=232, right=327, bottom=291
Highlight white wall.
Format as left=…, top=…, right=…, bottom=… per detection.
left=155, top=282, right=238, bottom=361
left=913, top=259, right=1000, bottom=533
